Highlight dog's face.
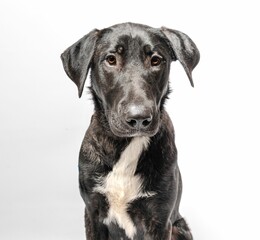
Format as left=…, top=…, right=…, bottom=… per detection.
left=91, top=25, right=172, bottom=137
left=61, top=23, right=200, bottom=138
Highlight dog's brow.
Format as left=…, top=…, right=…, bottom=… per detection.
left=117, top=45, right=124, bottom=54
left=144, top=45, right=152, bottom=55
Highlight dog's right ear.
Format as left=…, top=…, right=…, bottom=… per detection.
left=61, top=29, right=99, bottom=97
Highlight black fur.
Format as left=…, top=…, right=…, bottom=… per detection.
left=61, top=23, right=199, bottom=240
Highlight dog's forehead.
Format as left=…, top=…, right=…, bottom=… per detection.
left=110, top=24, right=152, bottom=39
left=98, top=23, right=163, bottom=50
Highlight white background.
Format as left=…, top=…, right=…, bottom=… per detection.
left=0, top=0, right=259, bottom=239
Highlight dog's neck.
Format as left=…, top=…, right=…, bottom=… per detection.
left=89, top=86, right=105, bottom=112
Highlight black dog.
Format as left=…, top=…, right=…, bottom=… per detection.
left=61, top=22, right=199, bottom=240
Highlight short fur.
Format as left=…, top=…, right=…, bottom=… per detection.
left=61, top=22, right=199, bottom=240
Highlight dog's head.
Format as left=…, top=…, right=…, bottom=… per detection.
left=61, top=23, right=199, bottom=138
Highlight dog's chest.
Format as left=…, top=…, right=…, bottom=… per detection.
left=94, top=136, right=154, bottom=239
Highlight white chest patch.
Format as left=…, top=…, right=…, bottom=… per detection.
left=94, top=136, right=154, bottom=239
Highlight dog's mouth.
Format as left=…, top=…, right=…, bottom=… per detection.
left=107, top=112, right=160, bottom=138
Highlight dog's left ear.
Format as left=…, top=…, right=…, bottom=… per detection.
left=161, top=27, right=200, bottom=87
left=61, top=29, right=99, bottom=97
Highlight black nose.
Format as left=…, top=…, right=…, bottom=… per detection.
left=125, top=105, right=153, bottom=129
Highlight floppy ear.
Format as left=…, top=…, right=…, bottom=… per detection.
left=61, top=29, right=99, bottom=97
left=161, top=27, right=200, bottom=87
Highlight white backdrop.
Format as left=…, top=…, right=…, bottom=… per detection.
left=0, top=0, right=259, bottom=239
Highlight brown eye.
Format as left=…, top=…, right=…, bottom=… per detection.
left=106, top=55, right=117, bottom=65
left=151, top=55, right=162, bottom=66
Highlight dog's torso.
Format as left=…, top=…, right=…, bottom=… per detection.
left=79, top=111, right=181, bottom=239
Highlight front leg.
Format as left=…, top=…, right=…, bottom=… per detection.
left=172, top=218, right=193, bottom=240
left=146, top=219, right=173, bottom=240
left=84, top=207, right=108, bottom=240
left=80, top=176, right=109, bottom=240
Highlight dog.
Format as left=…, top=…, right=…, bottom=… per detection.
left=61, top=22, right=199, bottom=240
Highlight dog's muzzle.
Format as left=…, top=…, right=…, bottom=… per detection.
left=108, top=103, right=159, bottom=138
